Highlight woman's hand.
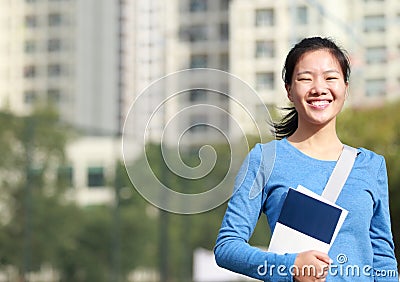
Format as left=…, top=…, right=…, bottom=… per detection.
left=293, top=250, right=332, bottom=282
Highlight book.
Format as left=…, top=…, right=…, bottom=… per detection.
left=268, top=185, right=348, bottom=254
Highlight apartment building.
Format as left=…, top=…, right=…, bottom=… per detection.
left=172, top=0, right=231, bottom=146
left=128, top=0, right=232, bottom=147
left=230, top=0, right=400, bottom=133
left=3, top=0, right=398, bottom=204
left=351, top=0, right=400, bottom=104
left=0, top=0, right=126, bottom=204
left=0, top=0, right=233, bottom=204
left=0, top=0, right=125, bottom=135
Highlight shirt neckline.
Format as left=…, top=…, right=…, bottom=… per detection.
left=281, top=138, right=338, bottom=164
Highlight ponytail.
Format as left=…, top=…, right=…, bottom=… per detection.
left=271, top=107, right=298, bottom=139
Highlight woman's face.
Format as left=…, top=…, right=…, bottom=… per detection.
left=286, top=49, right=348, bottom=129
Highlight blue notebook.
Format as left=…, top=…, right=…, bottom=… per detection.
left=268, top=186, right=348, bottom=254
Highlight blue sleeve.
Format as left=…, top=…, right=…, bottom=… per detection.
left=214, top=144, right=297, bottom=281
left=370, top=157, right=398, bottom=281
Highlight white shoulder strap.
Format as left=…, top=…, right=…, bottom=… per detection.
left=321, top=145, right=358, bottom=203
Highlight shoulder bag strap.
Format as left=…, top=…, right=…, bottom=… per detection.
left=321, top=145, right=358, bottom=203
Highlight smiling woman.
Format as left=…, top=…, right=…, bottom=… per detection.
left=214, top=37, right=399, bottom=282
left=285, top=49, right=348, bottom=161
left=275, top=37, right=350, bottom=142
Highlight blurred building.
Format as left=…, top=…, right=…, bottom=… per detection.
left=0, top=0, right=125, bottom=135
left=2, top=0, right=400, bottom=205
left=0, top=0, right=127, bottom=204
left=129, top=0, right=232, bottom=147
left=167, top=0, right=231, bottom=146
left=64, top=136, right=118, bottom=206
left=230, top=0, right=400, bottom=133
left=350, top=0, right=400, bottom=104
left=128, top=0, right=167, bottom=145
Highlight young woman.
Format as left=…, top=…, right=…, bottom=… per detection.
left=214, top=37, right=398, bottom=281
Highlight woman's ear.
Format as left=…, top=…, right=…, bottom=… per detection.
left=285, top=84, right=293, bottom=102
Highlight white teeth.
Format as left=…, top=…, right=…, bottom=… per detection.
left=310, top=100, right=329, bottom=106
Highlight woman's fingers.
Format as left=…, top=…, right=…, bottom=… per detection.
left=293, top=250, right=332, bottom=281
left=313, top=251, right=333, bottom=265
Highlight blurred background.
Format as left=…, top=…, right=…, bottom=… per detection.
left=0, top=0, right=399, bottom=281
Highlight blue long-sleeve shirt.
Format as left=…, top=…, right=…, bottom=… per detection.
left=214, top=138, right=398, bottom=281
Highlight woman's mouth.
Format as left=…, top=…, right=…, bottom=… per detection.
left=307, top=100, right=332, bottom=109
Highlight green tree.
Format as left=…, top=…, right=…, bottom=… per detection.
left=54, top=161, right=158, bottom=282
left=0, top=107, right=81, bottom=280
left=114, top=161, right=158, bottom=280
left=0, top=108, right=162, bottom=281
left=128, top=141, right=272, bottom=281
left=58, top=205, right=112, bottom=282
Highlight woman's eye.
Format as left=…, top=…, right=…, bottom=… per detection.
left=298, top=78, right=311, bottom=81
left=327, top=77, right=338, bottom=80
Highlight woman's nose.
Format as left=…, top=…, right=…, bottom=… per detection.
left=310, top=78, right=328, bottom=95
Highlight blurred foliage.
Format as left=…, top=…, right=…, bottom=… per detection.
left=0, top=101, right=399, bottom=281
left=132, top=142, right=271, bottom=281
left=0, top=108, right=79, bottom=280
left=0, top=109, right=157, bottom=282
left=56, top=162, right=157, bottom=282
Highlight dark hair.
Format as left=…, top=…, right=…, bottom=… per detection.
left=272, top=37, right=351, bottom=139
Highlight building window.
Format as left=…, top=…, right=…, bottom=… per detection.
left=189, top=114, right=208, bottom=133
left=220, top=0, right=230, bottom=10
left=255, top=40, right=274, bottom=58
left=219, top=115, right=229, bottom=131
left=179, top=25, right=208, bottom=42
left=24, top=65, right=36, bottom=78
left=256, top=72, right=274, bottom=90
left=48, top=38, right=61, bottom=52
left=365, top=78, right=386, bottom=97
left=366, top=46, right=386, bottom=64
left=190, top=0, right=207, bottom=12
left=48, top=64, right=62, bottom=76
left=190, top=54, right=208, bottom=68
left=189, top=89, right=207, bottom=102
left=87, top=166, right=105, bottom=187
left=24, top=90, right=37, bottom=104
left=364, top=15, right=385, bottom=32
left=48, top=13, right=62, bottom=26
left=24, top=40, right=36, bottom=53
left=255, top=9, right=274, bottom=26
left=57, top=166, right=73, bottom=187
left=220, top=23, right=229, bottom=40
left=47, top=88, right=61, bottom=104
left=296, top=6, right=308, bottom=25
left=220, top=53, right=229, bottom=71
left=25, top=15, right=38, bottom=28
